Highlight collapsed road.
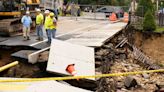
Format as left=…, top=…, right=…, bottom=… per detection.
left=0, top=17, right=163, bottom=92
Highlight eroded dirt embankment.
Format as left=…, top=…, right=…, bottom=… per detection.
left=94, top=26, right=164, bottom=92
left=130, top=30, right=164, bottom=66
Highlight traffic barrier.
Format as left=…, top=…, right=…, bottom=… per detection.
left=123, top=12, right=129, bottom=23
left=66, top=64, right=77, bottom=76
left=0, top=69, right=164, bottom=82
left=0, top=61, right=19, bottom=72
left=109, top=13, right=117, bottom=21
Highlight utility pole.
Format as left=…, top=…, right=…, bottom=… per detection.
left=133, top=0, right=136, bottom=11
left=130, top=0, right=136, bottom=13
left=157, top=0, right=159, bottom=11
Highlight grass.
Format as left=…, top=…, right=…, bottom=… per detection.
left=155, top=27, right=164, bottom=33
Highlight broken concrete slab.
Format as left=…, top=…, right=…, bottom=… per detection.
left=66, top=38, right=105, bottom=47
left=0, top=78, right=92, bottom=92
left=47, top=39, right=95, bottom=80
left=66, top=25, right=127, bottom=47
left=28, top=47, right=50, bottom=64
left=11, top=50, right=37, bottom=60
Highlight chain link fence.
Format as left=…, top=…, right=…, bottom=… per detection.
left=157, top=9, right=164, bottom=27
left=129, top=6, right=144, bottom=30
left=129, top=6, right=164, bottom=29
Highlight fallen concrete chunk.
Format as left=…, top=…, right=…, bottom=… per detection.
left=142, top=73, right=150, bottom=79
left=124, top=76, right=138, bottom=88
left=28, top=47, right=50, bottom=64
left=11, top=50, right=36, bottom=60
left=47, top=39, right=95, bottom=80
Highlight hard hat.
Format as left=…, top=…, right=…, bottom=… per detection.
left=44, top=10, right=50, bottom=14
left=26, top=11, right=30, bottom=14
left=36, top=8, right=41, bottom=12
left=50, top=12, right=54, bottom=16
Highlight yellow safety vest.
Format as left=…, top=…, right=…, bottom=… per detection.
left=49, top=17, right=56, bottom=29
left=44, top=16, right=51, bottom=29
left=36, top=13, right=44, bottom=25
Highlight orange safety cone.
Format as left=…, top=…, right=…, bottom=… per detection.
left=66, top=64, right=77, bottom=76
left=123, top=12, right=129, bottom=23
left=109, top=13, right=117, bottom=21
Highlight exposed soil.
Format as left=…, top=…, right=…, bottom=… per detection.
left=133, top=31, right=164, bottom=66
left=0, top=48, right=13, bottom=67
left=95, top=26, right=164, bottom=92
left=0, top=47, right=15, bottom=67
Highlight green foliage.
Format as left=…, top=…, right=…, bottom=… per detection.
left=78, top=0, right=130, bottom=6
left=155, top=27, right=164, bottom=33
left=143, top=10, right=156, bottom=31
left=160, top=1, right=164, bottom=8
left=136, top=0, right=155, bottom=16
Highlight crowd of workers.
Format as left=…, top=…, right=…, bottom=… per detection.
left=21, top=9, right=57, bottom=44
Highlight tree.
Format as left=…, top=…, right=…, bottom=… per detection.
left=73, top=0, right=131, bottom=6
left=136, top=0, right=155, bottom=16
left=143, top=9, right=156, bottom=31
left=111, top=0, right=119, bottom=5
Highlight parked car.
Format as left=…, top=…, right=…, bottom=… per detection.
left=96, top=6, right=124, bottom=18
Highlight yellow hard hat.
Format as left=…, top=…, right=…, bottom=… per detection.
left=50, top=12, right=54, bottom=16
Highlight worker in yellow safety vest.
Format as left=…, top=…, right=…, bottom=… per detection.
left=36, top=8, right=44, bottom=41
left=44, top=10, right=50, bottom=43
left=44, top=12, right=57, bottom=44
left=44, top=10, right=50, bottom=31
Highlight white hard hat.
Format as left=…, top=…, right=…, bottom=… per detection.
left=36, top=8, right=41, bottom=12
left=44, top=10, right=50, bottom=14
left=26, top=11, right=30, bottom=14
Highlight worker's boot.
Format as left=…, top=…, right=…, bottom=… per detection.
left=36, top=37, right=40, bottom=41
left=27, top=36, right=30, bottom=40
left=39, top=37, right=43, bottom=41
left=23, top=36, right=27, bottom=41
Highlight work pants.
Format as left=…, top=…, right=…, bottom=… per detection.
left=46, top=29, right=56, bottom=44
left=36, top=25, right=43, bottom=38
left=23, top=26, right=30, bottom=38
